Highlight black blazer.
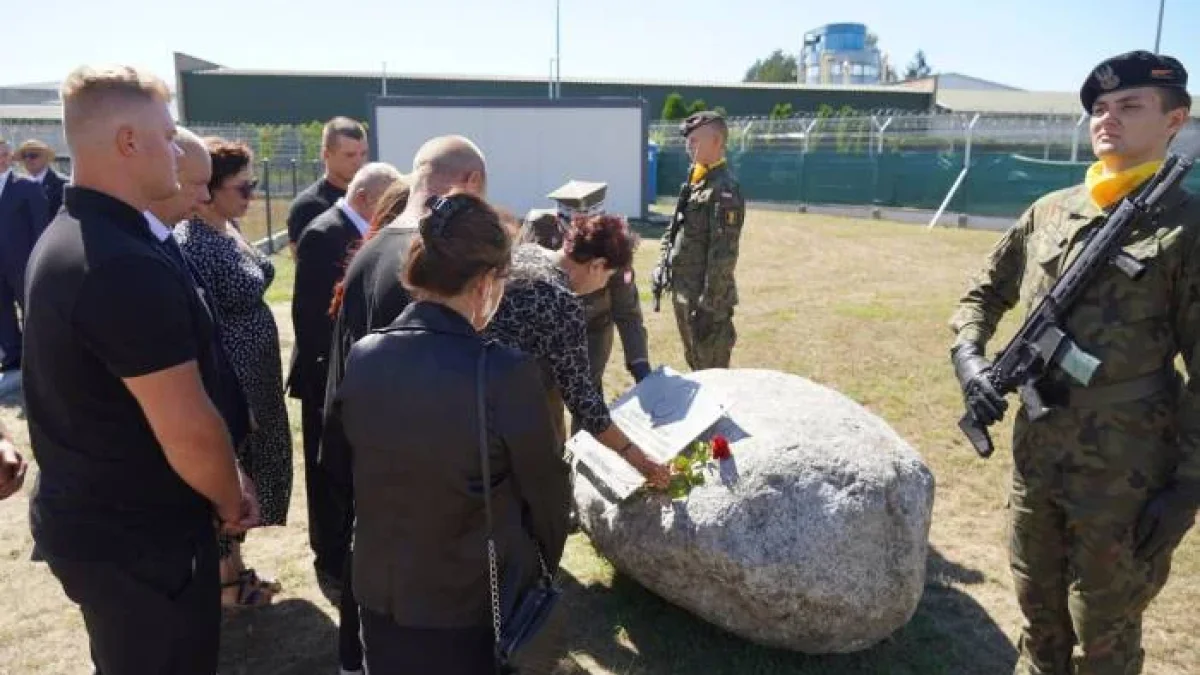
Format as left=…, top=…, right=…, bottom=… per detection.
left=0, top=172, right=49, bottom=292
left=327, top=301, right=571, bottom=628
left=40, top=170, right=68, bottom=222
left=287, top=204, right=362, bottom=402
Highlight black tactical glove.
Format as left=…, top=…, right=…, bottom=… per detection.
left=1135, top=480, right=1200, bottom=560
left=629, top=361, right=652, bottom=383
left=951, top=343, right=1008, bottom=425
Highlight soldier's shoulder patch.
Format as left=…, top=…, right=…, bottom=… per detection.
left=725, top=209, right=741, bottom=226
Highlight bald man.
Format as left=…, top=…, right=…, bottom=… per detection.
left=147, top=127, right=252, bottom=456
left=315, top=136, right=485, bottom=674
left=288, top=161, right=402, bottom=598
left=22, top=66, right=254, bottom=675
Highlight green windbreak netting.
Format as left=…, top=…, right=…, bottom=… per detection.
left=655, top=148, right=1200, bottom=221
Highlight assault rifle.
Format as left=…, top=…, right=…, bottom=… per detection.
left=959, top=146, right=1198, bottom=458
left=650, top=179, right=694, bottom=312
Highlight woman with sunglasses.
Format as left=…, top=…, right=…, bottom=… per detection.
left=176, top=137, right=293, bottom=609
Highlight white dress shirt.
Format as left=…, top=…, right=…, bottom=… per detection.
left=29, top=168, right=48, bottom=184
left=143, top=210, right=173, bottom=243
left=335, top=197, right=369, bottom=237
left=0, top=169, right=10, bottom=201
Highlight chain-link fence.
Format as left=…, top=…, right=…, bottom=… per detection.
left=651, top=113, right=1200, bottom=220
left=8, top=113, right=1200, bottom=225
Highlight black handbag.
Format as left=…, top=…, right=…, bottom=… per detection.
left=475, top=346, right=562, bottom=673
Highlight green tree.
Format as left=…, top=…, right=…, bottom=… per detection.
left=904, top=50, right=932, bottom=79
left=257, top=124, right=280, bottom=160
left=687, top=99, right=708, bottom=115
left=713, top=106, right=728, bottom=117
left=661, top=92, right=688, bottom=121
left=769, top=103, right=794, bottom=119
left=299, top=121, right=324, bottom=162
left=743, top=49, right=798, bottom=83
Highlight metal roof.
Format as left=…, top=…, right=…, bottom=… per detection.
left=193, top=67, right=935, bottom=95
left=936, top=90, right=1085, bottom=115
left=0, top=104, right=63, bottom=121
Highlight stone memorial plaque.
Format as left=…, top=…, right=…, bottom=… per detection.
left=568, top=366, right=730, bottom=501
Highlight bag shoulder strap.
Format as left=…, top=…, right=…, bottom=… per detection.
left=477, top=345, right=493, bottom=535
left=477, top=345, right=503, bottom=645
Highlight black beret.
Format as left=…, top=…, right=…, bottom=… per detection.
left=1080, top=50, right=1190, bottom=112
left=680, top=110, right=725, bottom=137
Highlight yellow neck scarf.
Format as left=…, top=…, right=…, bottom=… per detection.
left=1085, top=160, right=1162, bottom=209
left=689, top=159, right=727, bottom=185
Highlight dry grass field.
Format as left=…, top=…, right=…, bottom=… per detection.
left=0, top=208, right=1195, bottom=674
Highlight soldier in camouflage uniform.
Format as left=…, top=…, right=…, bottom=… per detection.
left=654, top=111, right=745, bottom=370
left=522, top=181, right=653, bottom=430
left=948, top=51, right=1199, bottom=674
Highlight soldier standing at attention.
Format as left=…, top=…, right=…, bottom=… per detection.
left=654, top=111, right=745, bottom=371
left=949, top=51, right=1199, bottom=674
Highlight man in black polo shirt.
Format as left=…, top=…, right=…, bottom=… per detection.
left=285, top=116, right=368, bottom=256
left=23, top=65, right=255, bottom=675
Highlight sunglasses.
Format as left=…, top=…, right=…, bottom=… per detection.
left=20, top=152, right=43, bottom=160
left=226, top=180, right=259, bottom=199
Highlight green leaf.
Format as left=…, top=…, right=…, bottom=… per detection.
left=690, top=472, right=707, bottom=487
left=667, top=475, right=691, bottom=499
left=672, top=455, right=692, bottom=473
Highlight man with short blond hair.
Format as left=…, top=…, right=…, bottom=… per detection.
left=286, top=115, right=369, bottom=254
left=24, top=65, right=255, bottom=675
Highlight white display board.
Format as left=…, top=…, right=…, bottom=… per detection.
left=368, top=96, right=647, bottom=219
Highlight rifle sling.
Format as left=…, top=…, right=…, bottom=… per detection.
left=1053, top=368, right=1177, bottom=408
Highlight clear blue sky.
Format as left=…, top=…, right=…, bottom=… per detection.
left=7, top=0, right=1198, bottom=95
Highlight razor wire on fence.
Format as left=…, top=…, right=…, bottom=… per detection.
left=7, top=112, right=1200, bottom=223
left=650, top=113, right=1200, bottom=221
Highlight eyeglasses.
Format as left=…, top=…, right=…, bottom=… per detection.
left=226, top=179, right=259, bottom=199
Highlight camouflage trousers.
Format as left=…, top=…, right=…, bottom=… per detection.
left=1007, top=392, right=1181, bottom=675
left=671, top=294, right=735, bottom=371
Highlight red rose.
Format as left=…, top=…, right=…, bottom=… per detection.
left=711, top=435, right=732, bottom=460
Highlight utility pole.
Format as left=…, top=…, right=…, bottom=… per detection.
left=1154, top=0, right=1165, bottom=53
left=555, top=0, right=562, bottom=98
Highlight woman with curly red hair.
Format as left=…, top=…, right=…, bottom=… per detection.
left=484, top=213, right=670, bottom=487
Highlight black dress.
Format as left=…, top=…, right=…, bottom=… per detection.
left=175, top=218, right=293, bottom=526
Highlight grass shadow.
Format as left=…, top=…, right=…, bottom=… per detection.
left=218, top=598, right=339, bottom=675
left=539, top=545, right=1015, bottom=675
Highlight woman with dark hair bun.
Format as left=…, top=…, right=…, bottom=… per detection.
left=485, top=213, right=671, bottom=487
left=325, top=191, right=571, bottom=674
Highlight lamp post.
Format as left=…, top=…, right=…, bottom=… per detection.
left=1154, top=0, right=1165, bottom=54
left=555, top=0, right=562, bottom=98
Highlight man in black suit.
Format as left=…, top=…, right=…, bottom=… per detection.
left=289, top=161, right=401, bottom=597
left=0, top=138, right=49, bottom=372
left=17, top=139, right=68, bottom=221
left=286, top=117, right=369, bottom=257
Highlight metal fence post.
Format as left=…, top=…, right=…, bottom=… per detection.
left=290, top=159, right=298, bottom=196
left=928, top=113, right=980, bottom=229
left=262, top=158, right=274, bottom=254
left=1070, top=111, right=1088, bottom=163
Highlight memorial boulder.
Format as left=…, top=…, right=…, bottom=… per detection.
left=571, top=368, right=936, bottom=654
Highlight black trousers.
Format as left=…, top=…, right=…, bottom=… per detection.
left=44, top=531, right=220, bottom=675
left=302, top=398, right=347, bottom=580
left=0, top=264, right=24, bottom=369
left=359, top=607, right=496, bottom=674
left=338, top=544, right=362, bottom=670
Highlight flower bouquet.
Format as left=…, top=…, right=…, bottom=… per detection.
left=662, top=434, right=732, bottom=499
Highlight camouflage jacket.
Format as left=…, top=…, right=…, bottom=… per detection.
left=949, top=182, right=1200, bottom=484
left=662, top=163, right=746, bottom=313
left=580, top=269, right=650, bottom=370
